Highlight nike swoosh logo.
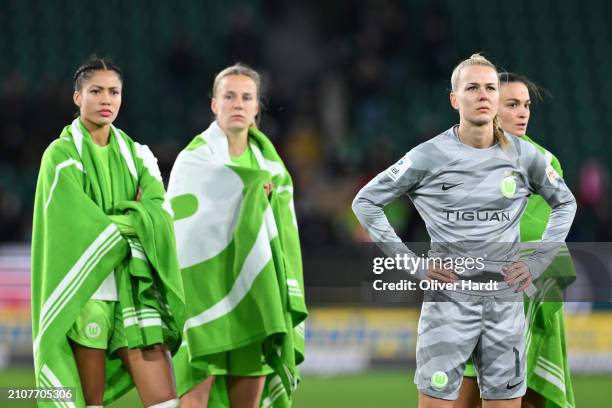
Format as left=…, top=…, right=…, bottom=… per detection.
left=442, top=183, right=462, bottom=191
left=506, top=380, right=523, bottom=390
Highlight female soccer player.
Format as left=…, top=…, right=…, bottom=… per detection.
left=168, top=64, right=307, bottom=408
left=455, top=73, right=575, bottom=408
left=352, top=55, right=576, bottom=408
left=32, top=57, right=185, bottom=408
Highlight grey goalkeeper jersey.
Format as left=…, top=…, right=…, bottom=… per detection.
left=353, top=126, right=577, bottom=281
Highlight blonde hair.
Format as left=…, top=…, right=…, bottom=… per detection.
left=212, top=63, right=261, bottom=98
left=211, top=63, right=262, bottom=127
left=451, top=53, right=507, bottom=146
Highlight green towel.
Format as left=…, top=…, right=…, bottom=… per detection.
left=168, top=121, right=307, bottom=407
left=521, top=134, right=576, bottom=408
left=31, top=118, right=185, bottom=406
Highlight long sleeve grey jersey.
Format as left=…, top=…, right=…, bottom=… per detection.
left=352, top=126, right=577, bottom=281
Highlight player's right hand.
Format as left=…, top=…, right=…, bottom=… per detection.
left=264, top=181, right=274, bottom=197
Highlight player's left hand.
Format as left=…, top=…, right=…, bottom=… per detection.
left=425, top=266, right=459, bottom=283
left=502, top=261, right=532, bottom=292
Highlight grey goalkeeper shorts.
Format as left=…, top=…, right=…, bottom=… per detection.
left=414, top=289, right=526, bottom=400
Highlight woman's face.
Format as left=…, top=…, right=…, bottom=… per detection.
left=450, top=65, right=499, bottom=126
left=73, top=70, right=122, bottom=127
left=211, top=75, right=259, bottom=134
left=498, top=81, right=530, bottom=137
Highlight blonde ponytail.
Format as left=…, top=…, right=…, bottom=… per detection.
left=493, top=115, right=507, bottom=146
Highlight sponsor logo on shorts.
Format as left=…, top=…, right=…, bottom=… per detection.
left=431, top=371, right=448, bottom=389
left=500, top=175, right=517, bottom=198
left=85, top=322, right=101, bottom=339
left=506, top=380, right=523, bottom=390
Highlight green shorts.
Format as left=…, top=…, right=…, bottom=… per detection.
left=67, top=299, right=127, bottom=354
left=464, top=357, right=477, bottom=377
left=205, top=341, right=274, bottom=377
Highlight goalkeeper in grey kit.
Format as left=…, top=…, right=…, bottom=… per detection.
left=352, top=54, right=576, bottom=408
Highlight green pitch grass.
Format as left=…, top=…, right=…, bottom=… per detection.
left=0, top=367, right=610, bottom=407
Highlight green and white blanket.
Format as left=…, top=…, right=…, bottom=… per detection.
left=168, top=122, right=307, bottom=407
left=520, top=135, right=576, bottom=408
left=31, top=118, right=185, bottom=406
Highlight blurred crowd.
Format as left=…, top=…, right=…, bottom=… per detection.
left=1, top=0, right=610, bottom=247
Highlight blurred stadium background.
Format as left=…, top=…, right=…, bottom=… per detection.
left=1, top=0, right=612, bottom=406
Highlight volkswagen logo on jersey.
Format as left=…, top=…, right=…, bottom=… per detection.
left=500, top=175, right=517, bottom=198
